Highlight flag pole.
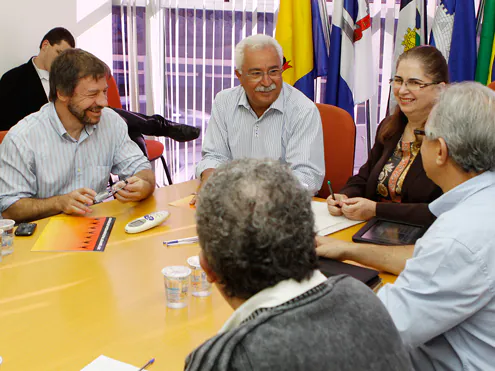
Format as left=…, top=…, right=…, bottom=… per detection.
left=477, top=0, right=486, bottom=35
left=365, top=100, right=372, bottom=156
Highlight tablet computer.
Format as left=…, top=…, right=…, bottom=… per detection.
left=352, top=217, right=426, bottom=245
left=318, top=257, right=381, bottom=290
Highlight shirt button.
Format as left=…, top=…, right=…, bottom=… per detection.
left=77, top=168, right=81, bottom=173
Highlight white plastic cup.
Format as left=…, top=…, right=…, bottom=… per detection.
left=0, top=219, right=15, bottom=255
left=187, top=255, right=212, bottom=297
left=162, top=266, right=191, bottom=309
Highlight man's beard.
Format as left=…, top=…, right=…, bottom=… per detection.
left=68, top=102, right=104, bottom=125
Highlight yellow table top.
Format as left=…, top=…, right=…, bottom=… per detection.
left=0, top=181, right=395, bottom=370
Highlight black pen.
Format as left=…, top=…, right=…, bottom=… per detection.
left=327, top=180, right=336, bottom=201
left=138, top=358, right=155, bottom=370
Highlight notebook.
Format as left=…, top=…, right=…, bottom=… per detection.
left=311, top=201, right=362, bottom=236
left=31, top=216, right=115, bottom=252
left=318, top=257, right=382, bottom=290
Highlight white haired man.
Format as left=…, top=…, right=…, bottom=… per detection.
left=191, top=34, right=324, bottom=204
left=321, top=82, right=495, bottom=370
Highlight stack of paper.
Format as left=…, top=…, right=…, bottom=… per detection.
left=311, top=201, right=362, bottom=236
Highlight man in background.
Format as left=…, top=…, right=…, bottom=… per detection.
left=0, top=49, right=154, bottom=222
left=192, top=34, right=324, bottom=204
left=185, top=158, right=412, bottom=371
left=0, top=27, right=75, bottom=130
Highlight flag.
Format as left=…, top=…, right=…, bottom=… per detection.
left=430, top=1, right=477, bottom=82
left=275, top=0, right=330, bottom=100
left=476, top=0, right=495, bottom=84
left=393, top=0, right=427, bottom=65
left=325, top=0, right=375, bottom=118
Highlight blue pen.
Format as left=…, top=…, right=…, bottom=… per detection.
left=138, top=358, right=155, bottom=370
left=163, top=236, right=199, bottom=245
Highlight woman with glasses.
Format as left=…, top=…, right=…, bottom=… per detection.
left=327, top=46, right=448, bottom=227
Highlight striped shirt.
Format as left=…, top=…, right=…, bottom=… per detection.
left=195, top=83, right=325, bottom=194
left=0, top=103, right=151, bottom=214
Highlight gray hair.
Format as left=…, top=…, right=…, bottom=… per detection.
left=426, top=82, right=495, bottom=173
left=196, top=159, right=318, bottom=300
left=234, top=34, right=284, bottom=72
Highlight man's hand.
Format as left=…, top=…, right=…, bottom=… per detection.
left=56, top=188, right=96, bottom=215
left=114, top=176, right=150, bottom=202
left=315, top=236, right=353, bottom=261
left=326, top=193, right=348, bottom=216
left=341, top=197, right=377, bottom=221
left=190, top=168, right=215, bottom=206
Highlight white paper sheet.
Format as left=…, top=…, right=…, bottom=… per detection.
left=311, top=201, right=362, bottom=236
left=81, top=355, right=139, bottom=371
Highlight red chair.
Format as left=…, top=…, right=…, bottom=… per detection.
left=106, top=75, right=172, bottom=186
left=488, top=81, right=495, bottom=91
left=316, top=103, right=356, bottom=199
left=106, top=75, right=123, bottom=109
left=145, top=139, right=173, bottom=185
left=0, top=130, right=7, bottom=144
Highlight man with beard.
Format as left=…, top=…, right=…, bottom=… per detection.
left=0, top=49, right=154, bottom=222
left=191, top=35, right=324, bottom=204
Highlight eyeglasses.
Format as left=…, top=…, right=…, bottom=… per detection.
left=245, top=68, right=283, bottom=82
left=413, top=129, right=426, bottom=136
left=389, top=78, right=440, bottom=91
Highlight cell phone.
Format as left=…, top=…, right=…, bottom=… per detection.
left=15, top=223, right=37, bottom=236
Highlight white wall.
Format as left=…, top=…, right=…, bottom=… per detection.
left=0, top=0, right=113, bottom=77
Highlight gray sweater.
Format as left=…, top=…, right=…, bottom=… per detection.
left=185, top=275, right=412, bottom=371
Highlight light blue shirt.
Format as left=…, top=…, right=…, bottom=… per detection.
left=195, top=83, right=325, bottom=194
left=378, top=171, right=495, bottom=371
left=0, top=103, right=151, bottom=213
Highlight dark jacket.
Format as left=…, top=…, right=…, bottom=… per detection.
left=0, top=58, right=48, bottom=131
left=185, top=275, right=413, bottom=371
left=340, top=116, right=442, bottom=226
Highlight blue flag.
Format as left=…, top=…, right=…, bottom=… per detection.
left=430, top=0, right=477, bottom=82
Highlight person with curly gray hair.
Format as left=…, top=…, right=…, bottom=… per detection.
left=185, top=158, right=412, bottom=371
left=371, top=82, right=495, bottom=370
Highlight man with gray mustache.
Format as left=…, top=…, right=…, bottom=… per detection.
left=0, top=49, right=155, bottom=222
left=192, top=34, right=324, bottom=203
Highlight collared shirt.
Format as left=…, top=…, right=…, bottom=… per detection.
left=378, top=171, right=495, bottom=371
left=32, top=57, right=50, bottom=99
left=0, top=103, right=151, bottom=213
left=195, top=83, right=325, bottom=194
left=220, top=270, right=327, bottom=333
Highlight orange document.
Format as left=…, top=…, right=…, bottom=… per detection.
left=31, top=216, right=116, bottom=252
left=168, top=194, right=195, bottom=208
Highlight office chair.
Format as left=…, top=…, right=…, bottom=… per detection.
left=145, top=139, right=173, bottom=185
left=0, top=130, right=7, bottom=144
left=106, top=75, right=174, bottom=186
left=316, top=103, right=356, bottom=199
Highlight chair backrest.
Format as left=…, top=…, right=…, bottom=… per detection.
left=316, top=103, right=356, bottom=199
left=488, top=81, right=495, bottom=91
left=106, top=75, right=123, bottom=109
left=0, top=130, right=8, bottom=145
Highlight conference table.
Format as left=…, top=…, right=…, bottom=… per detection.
left=0, top=180, right=396, bottom=370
